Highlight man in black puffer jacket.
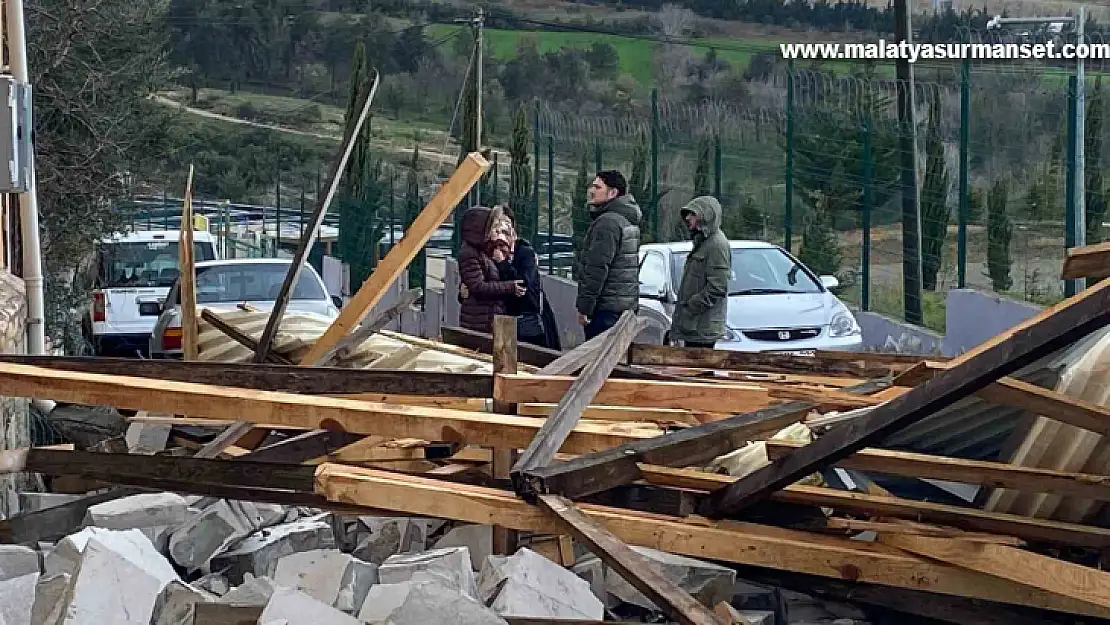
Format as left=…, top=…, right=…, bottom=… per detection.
left=573, top=170, right=642, bottom=340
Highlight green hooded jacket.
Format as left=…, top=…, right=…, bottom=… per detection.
left=670, top=195, right=732, bottom=343
left=573, top=194, right=643, bottom=317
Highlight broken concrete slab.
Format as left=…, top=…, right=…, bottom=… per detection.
left=259, top=586, right=361, bottom=625
left=218, top=574, right=276, bottom=606
left=358, top=577, right=508, bottom=625
left=210, top=517, right=336, bottom=585
left=193, top=572, right=230, bottom=597
left=273, top=549, right=377, bottom=614
left=604, top=546, right=736, bottom=611
left=16, top=492, right=83, bottom=514
left=0, top=545, right=39, bottom=581
left=477, top=548, right=603, bottom=620
left=150, top=580, right=217, bottom=625
left=55, top=537, right=178, bottom=624
left=44, top=527, right=178, bottom=580
left=124, top=421, right=172, bottom=454
left=351, top=517, right=424, bottom=565
left=433, top=524, right=492, bottom=571
left=83, top=492, right=188, bottom=530
left=379, top=546, right=477, bottom=600
left=31, top=573, right=69, bottom=625
left=0, top=571, right=37, bottom=625
left=167, top=499, right=289, bottom=572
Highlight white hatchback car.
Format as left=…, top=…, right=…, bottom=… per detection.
left=637, top=240, right=863, bottom=353
left=149, top=258, right=341, bottom=358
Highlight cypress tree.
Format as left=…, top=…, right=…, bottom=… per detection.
left=572, top=149, right=591, bottom=255
left=509, top=105, right=536, bottom=243
left=985, top=179, right=1013, bottom=292
left=693, top=137, right=711, bottom=196
left=1086, top=75, right=1106, bottom=245
left=920, top=91, right=951, bottom=291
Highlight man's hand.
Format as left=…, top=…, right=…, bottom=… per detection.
left=514, top=281, right=526, bottom=297
left=577, top=312, right=589, bottom=327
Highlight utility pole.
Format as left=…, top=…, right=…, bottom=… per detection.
left=894, top=0, right=923, bottom=325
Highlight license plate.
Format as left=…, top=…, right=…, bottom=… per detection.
left=772, top=350, right=816, bottom=357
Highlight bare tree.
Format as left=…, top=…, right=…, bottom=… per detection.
left=652, top=4, right=699, bottom=95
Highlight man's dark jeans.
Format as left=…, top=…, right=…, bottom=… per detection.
left=584, top=310, right=622, bottom=341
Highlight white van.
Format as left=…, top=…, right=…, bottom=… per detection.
left=82, top=229, right=218, bottom=357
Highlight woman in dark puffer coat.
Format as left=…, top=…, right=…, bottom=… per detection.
left=457, top=205, right=524, bottom=333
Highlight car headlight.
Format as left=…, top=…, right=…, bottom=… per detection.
left=828, top=311, right=861, bottom=337
left=723, top=327, right=743, bottom=342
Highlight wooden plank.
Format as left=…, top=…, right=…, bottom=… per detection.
left=821, top=518, right=1025, bottom=545
left=0, top=362, right=649, bottom=454
left=700, top=278, right=1110, bottom=519
left=880, top=534, right=1110, bottom=611
left=201, top=309, right=293, bottom=365
left=1061, top=241, right=1110, bottom=280
left=523, top=380, right=885, bottom=500
left=496, top=373, right=879, bottom=413
left=299, top=152, right=490, bottom=365
left=764, top=439, right=1110, bottom=501
left=315, top=464, right=1110, bottom=618
left=516, top=403, right=701, bottom=426
left=253, top=70, right=381, bottom=362
left=179, top=164, right=198, bottom=360
left=491, top=314, right=519, bottom=556
left=0, top=355, right=494, bottom=397
left=310, top=287, right=422, bottom=366
left=638, top=465, right=1110, bottom=548
left=539, top=330, right=609, bottom=375
left=245, top=430, right=363, bottom=464
left=976, top=377, right=1110, bottom=437
left=627, top=344, right=914, bottom=378
left=510, top=312, right=645, bottom=501
left=538, top=494, right=723, bottom=625
left=194, top=420, right=254, bottom=459
left=440, top=326, right=683, bottom=382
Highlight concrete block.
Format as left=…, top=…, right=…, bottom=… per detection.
left=570, top=557, right=606, bottom=605
left=351, top=517, right=425, bottom=565
left=478, top=548, right=603, bottom=620
left=193, top=572, right=230, bottom=596
left=379, top=546, right=477, bottom=600
left=0, top=571, right=37, bottom=625
left=124, top=421, right=172, bottom=454
left=211, top=517, right=336, bottom=584
left=167, top=499, right=287, bottom=572
left=273, top=549, right=377, bottom=614
left=219, top=574, right=276, bottom=606
left=259, top=586, right=361, bottom=625
left=433, top=524, right=492, bottom=571
left=0, top=545, right=39, bottom=581
left=30, top=573, right=68, bottom=625
left=83, top=492, right=188, bottom=530
left=44, top=527, right=177, bottom=580
left=604, top=546, right=735, bottom=611
left=55, top=537, right=177, bottom=624
left=150, top=580, right=217, bottom=625
left=358, top=578, right=508, bottom=625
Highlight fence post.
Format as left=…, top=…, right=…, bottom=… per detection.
left=713, top=134, right=723, bottom=199
left=784, top=59, right=795, bottom=251
left=275, top=167, right=281, bottom=258
left=389, top=170, right=396, bottom=248
left=491, top=151, right=500, bottom=206
left=861, top=116, right=873, bottom=312
left=957, top=57, right=970, bottom=289
left=533, top=99, right=541, bottom=243
left=547, top=135, right=555, bottom=274
left=594, top=138, right=602, bottom=172
left=162, top=189, right=169, bottom=230
left=1066, top=75, right=1079, bottom=298
left=650, top=88, right=660, bottom=242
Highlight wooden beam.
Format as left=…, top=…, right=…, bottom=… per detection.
left=538, top=494, right=723, bottom=625
left=315, top=464, right=1110, bottom=618
left=539, top=330, right=609, bottom=375
left=638, top=465, right=1110, bottom=548
left=310, top=287, right=422, bottom=366
left=491, top=315, right=519, bottom=556
left=0, top=362, right=654, bottom=454
left=522, top=380, right=885, bottom=500
left=496, top=374, right=879, bottom=414
left=764, top=439, right=1110, bottom=501
left=627, top=344, right=915, bottom=378
left=0, top=355, right=494, bottom=397
left=440, top=326, right=683, bottom=382
left=511, top=312, right=644, bottom=501
left=179, top=164, right=198, bottom=361
left=1061, top=241, right=1110, bottom=280
left=880, top=534, right=1110, bottom=611
left=516, top=403, right=701, bottom=426
left=700, top=278, right=1110, bottom=519
left=299, top=152, right=490, bottom=365
left=253, top=70, right=381, bottom=362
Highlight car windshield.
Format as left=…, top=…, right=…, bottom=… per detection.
left=97, top=240, right=216, bottom=288
left=671, top=247, right=823, bottom=296
left=172, top=263, right=326, bottom=305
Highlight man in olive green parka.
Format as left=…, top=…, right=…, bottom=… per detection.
left=670, top=195, right=732, bottom=348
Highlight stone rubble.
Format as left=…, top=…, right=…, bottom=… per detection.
left=0, top=492, right=877, bottom=625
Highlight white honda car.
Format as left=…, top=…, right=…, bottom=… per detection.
left=636, top=240, right=863, bottom=353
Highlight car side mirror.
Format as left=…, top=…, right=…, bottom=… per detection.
left=820, top=275, right=840, bottom=289
left=331, top=295, right=344, bottom=309
left=639, top=282, right=666, bottom=300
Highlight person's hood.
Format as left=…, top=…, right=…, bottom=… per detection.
left=460, top=206, right=493, bottom=247
left=591, top=194, right=642, bottom=226
left=682, top=195, right=722, bottom=238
